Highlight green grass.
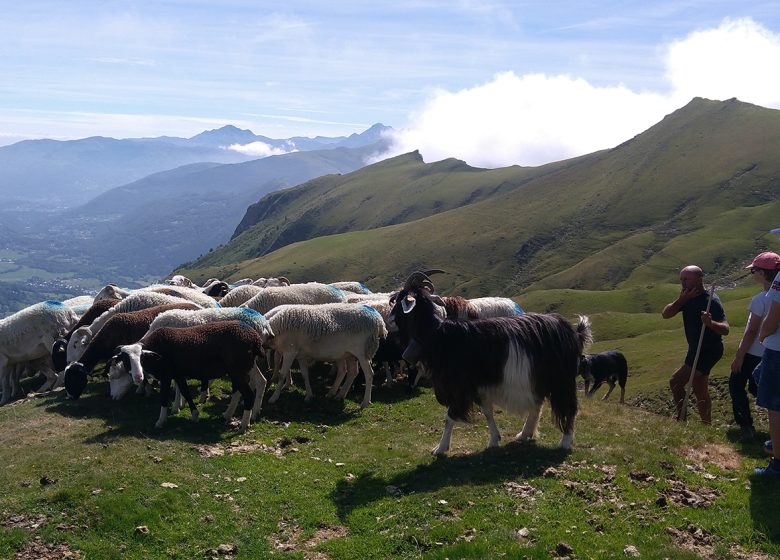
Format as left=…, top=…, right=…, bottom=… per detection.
left=1, top=354, right=778, bottom=559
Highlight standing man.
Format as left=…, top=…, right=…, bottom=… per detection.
left=663, top=265, right=730, bottom=424
left=755, top=252, right=780, bottom=476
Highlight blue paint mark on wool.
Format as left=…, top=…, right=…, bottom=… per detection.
left=361, top=304, right=381, bottom=318
left=359, top=282, right=372, bottom=294
left=328, top=286, right=346, bottom=299
left=239, top=308, right=263, bottom=319
left=513, top=301, right=524, bottom=315
left=44, top=300, right=66, bottom=308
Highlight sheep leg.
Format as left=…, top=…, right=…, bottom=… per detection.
left=224, top=389, right=241, bottom=421
left=382, top=362, right=394, bottom=385
left=298, top=362, right=314, bottom=402
left=236, top=378, right=256, bottom=433
left=175, top=378, right=200, bottom=423
left=155, top=378, right=173, bottom=429
left=355, top=356, right=375, bottom=408
left=36, top=365, right=57, bottom=393
left=601, top=381, right=615, bottom=401
left=171, top=384, right=184, bottom=414
left=42, top=366, right=61, bottom=392
left=515, top=402, right=542, bottom=442
left=334, top=358, right=359, bottom=401
left=249, top=363, right=267, bottom=420
left=480, top=403, right=501, bottom=448
left=326, top=360, right=348, bottom=398
left=268, top=351, right=296, bottom=404
left=10, top=364, right=22, bottom=399
left=199, top=379, right=210, bottom=404
left=432, top=413, right=455, bottom=456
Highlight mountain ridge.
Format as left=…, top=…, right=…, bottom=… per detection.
left=176, top=97, right=780, bottom=296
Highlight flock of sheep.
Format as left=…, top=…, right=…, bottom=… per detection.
left=0, top=273, right=524, bottom=439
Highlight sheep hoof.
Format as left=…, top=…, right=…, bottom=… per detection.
left=304, top=395, right=314, bottom=403
left=154, top=421, right=166, bottom=429
left=360, top=400, right=371, bottom=409
left=431, top=445, right=448, bottom=456
left=189, top=411, right=200, bottom=423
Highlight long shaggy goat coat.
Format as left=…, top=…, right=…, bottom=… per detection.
left=393, top=290, right=590, bottom=437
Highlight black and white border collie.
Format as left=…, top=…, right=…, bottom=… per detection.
left=391, top=280, right=591, bottom=454
left=579, top=350, right=628, bottom=404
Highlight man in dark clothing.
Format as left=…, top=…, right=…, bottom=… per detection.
left=663, top=265, right=730, bottom=424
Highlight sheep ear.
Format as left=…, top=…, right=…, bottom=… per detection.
left=401, top=295, right=416, bottom=314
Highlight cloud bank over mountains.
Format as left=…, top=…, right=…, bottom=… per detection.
left=382, top=18, right=780, bottom=168
left=228, top=141, right=297, bottom=157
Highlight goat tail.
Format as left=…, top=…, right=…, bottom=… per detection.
left=547, top=315, right=587, bottom=435
left=575, top=315, right=593, bottom=352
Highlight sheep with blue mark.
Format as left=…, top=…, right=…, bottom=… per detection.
left=132, top=306, right=275, bottom=410
left=62, top=302, right=202, bottom=401
left=329, top=281, right=372, bottom=295
left=65, top=291, right=200, bottom=365
left=0, top=301, right=79, bottom=404
left=115, top=321, right=267, bottom=431
left=242, top=283, right=347, bottom=315
left=265, top=302, right=387, bottom=407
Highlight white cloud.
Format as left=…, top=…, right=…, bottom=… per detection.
left=227, top=141, right=296, bottom=157
left=381, top=17, right=780, bottom=168
left=665, top=17, right=780, bottom=108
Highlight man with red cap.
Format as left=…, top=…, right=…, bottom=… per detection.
left=729, top=252, right=780, bottom=438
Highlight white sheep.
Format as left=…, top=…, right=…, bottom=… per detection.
left=330, top=281, right=372, bottom=295
left=94, top=284, right=132, bottom=302
left=219, top=285, right=264, bottom=307
left=144, top=285, right=220, bottom=308
left=252, top=277, right=291, bottom=288
left=242, top=283, right=347, bottom=314
left=66, top=292, right=200, bottom=364
left=266, top=303, right=387, bottom=407
left=0, top=301, right=79, bottom=403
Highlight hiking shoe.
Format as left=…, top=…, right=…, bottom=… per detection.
left=765, top=440, right=774, bottom=455
left=754, top=459, right=780, bottom=477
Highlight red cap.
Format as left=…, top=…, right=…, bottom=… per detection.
left=746, top=251, right=780, bottom=270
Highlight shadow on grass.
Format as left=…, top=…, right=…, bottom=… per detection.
left=32, top=374, right=364, bottom=445
left=330, top=441, right=570, bottom=521
left=749, top=470, right=780, bottom=545
left=724, top=427, right=772, bottom=460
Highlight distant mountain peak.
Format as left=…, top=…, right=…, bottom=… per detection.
left=188, top=125, right=259, bottom=146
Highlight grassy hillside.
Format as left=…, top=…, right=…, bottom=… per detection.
left=1, top=372, right=778, bottom=559
left=177, top=97, right=780, bottom=296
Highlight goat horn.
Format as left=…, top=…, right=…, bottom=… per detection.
left=403, top=271, right=432, bottom=291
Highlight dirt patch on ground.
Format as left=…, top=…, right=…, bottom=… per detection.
left=267, top=518, right=348, bottom=559
left=1, top=514, right=48, bottom=530
left=660, top=480, right=719, bottom=508
left=13, top=536, right=81, bottom=559
left=678, top=443, right=741, bottom=471
left=666, top=525, right=775, bottom=560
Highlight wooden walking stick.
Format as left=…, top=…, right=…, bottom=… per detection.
left=678, top=283, right=716, bottom=421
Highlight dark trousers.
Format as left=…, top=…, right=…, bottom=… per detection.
left=729, top=353, right=761, bottom=428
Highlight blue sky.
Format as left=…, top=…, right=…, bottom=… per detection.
left=2, top=1, right=779, bottom=166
